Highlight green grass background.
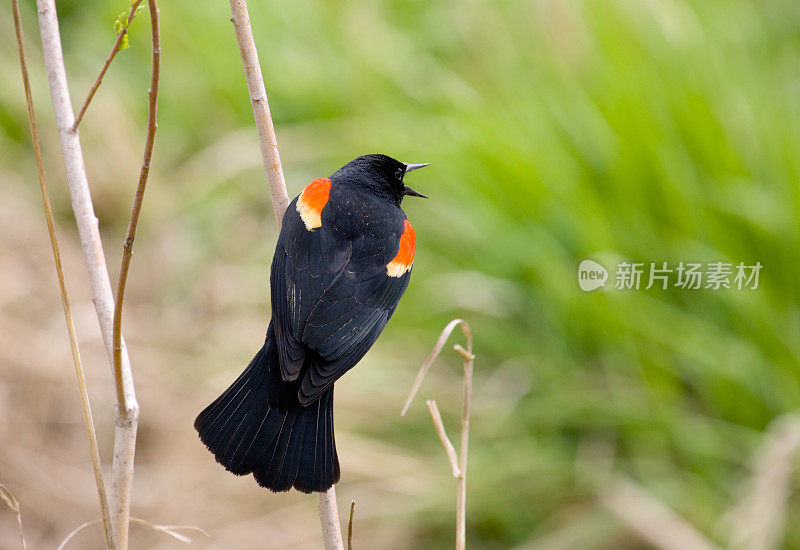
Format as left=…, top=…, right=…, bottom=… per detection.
left=1, top=0, right=799, bottom=547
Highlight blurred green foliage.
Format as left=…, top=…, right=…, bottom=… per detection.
left=2, top=0, right=800, bottom=547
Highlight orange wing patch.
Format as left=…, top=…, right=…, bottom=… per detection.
left=296, top=177, right=332, bottom=230
left=387, top=220, right=416, bottom=277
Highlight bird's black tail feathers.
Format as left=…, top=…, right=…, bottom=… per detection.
left=194, top=330, right=340, bottom=493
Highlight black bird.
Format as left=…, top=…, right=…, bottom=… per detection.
left=195, top=154, right=427, bottom=493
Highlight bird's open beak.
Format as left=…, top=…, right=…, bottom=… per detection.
left=403, top=163, right=429, bottom=198
left=404, top=162, right=430, bottom=173
left=403, top=185, right=426, bottom=198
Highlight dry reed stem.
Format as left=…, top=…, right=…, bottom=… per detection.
left=725, top=413, right=800, bottom=550
left=56, top=517, right=209, bottom=550
left=426, top=399, right=460, bottom=477
left=0, top=483, right=27, bottom=550
left=227, top=1, right=343, bottom=547
left=71, top=0, right=145, bottom=131
left=454, top=342, right=473, bottom=550
left=599, top=475, right=721, bottom=550
left=35, top=0, right=142, bottom=547
left=401, top=318, right=474, bottom=550
left=11, top=0, right=112, bottom=545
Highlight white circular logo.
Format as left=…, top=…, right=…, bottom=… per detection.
left=578, top=259, right=608, bottom=291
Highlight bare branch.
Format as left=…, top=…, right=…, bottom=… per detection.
left=35, top=0, right=133, bottom=400
left=12, top=0, right=112, bottom=545
left=36, top=0, right=161, bottom=546
left=109, top=0, right=160, bottom=546
left=36, top=1, right=144, bottom=548
left=72, top=0, right=145, bottom=131
left=228, top=0, right=290, bottom=226
left=112, top=0, right=159, bottom=412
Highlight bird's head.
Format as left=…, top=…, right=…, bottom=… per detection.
left=332, top=154, right=428, bottom=205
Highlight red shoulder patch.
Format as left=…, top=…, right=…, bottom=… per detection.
left=387, top=220, right=416, bottom=277
left=296, top=177, right=332, bottom=230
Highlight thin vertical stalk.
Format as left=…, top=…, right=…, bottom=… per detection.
left=402, top=319, right=474, bottom=550
left=226, top=1, right=343, bottom=547
left=228, top=0, right=290, bottom=227
left=317, top=488, right=344, bottom=550
left=35, top=1, right=141, bottom=548
left=11, top=0, right=112, bottom=546
left=109, top=0, right=160, bottom=547
left=455, top=344, right=473, bottom=550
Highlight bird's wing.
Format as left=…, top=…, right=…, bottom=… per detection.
left=270, top=191, right=350, bottom=381
left=297, top=230, right=413, bottom=404
left=271, top=184, right=414, bottom=405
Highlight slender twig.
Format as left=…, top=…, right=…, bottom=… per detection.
left=12, top=0, right=113, bottom=546
left=227, top=1, right=344, bottom=547
left=71, top=0, right=144, bottom=132
left=108, top=0, right=160, bottom=547
left=110, top=0, right=159, bottom=433
left=402, top=319, right=474, bottom=550
left=347, top=500, right=355, bottom=550
left=228, top=0, right=290, bottom=227
left=0, top=484, right=27, bottom=550
left=36, top=1, right=141, bottom=548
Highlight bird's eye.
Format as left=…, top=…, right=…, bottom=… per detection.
left=395, top=167, right=405, bottom=180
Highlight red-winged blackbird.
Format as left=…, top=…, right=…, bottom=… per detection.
left=195, top=154, right=427, bottom=493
